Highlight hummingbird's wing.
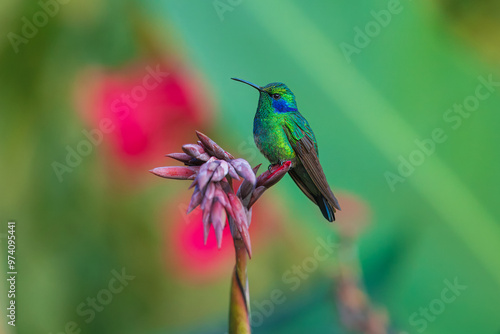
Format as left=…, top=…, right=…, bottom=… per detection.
left=283, top=114, right=341, bottom=221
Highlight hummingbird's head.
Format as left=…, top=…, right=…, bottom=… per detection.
left=231, top=78, right=298, bottom=113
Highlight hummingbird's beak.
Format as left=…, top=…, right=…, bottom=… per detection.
left=231, top=78, right=263, bottom=92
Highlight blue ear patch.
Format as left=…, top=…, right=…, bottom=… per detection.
left=272, top=98, right=297, bottom=113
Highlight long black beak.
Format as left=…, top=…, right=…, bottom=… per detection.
left=231, top=78, right=263, bottom=92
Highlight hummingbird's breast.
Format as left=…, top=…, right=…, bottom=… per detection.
left=253, top=114, right=296, bottom=164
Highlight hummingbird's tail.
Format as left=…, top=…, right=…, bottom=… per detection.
left=316, top=195, right=335, bottom=222
left=288, top=165, right=340, bottom=222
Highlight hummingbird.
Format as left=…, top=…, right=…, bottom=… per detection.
left=231, top=78, right=341, bottom=221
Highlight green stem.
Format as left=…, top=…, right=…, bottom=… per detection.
left=229, top=237, right=251, bottom=334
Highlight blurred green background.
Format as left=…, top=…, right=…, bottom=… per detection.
left=1, top=0, right=500, bottom=333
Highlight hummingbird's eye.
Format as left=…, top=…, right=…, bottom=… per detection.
left=272, top=93, right=281, bottom=100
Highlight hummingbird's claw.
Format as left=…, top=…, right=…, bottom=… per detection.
left=268, top=161, right=285, bottom=173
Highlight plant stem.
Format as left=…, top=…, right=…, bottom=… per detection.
left=229, top=237, right=251, bottom=334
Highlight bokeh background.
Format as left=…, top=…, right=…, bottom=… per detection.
left=1, top=0, right=500, bottom=333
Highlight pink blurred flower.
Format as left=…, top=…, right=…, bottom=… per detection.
left=166, top=202, right=234, bottom=283
left=73, top=57, right=214, bottom=175
left=164, top=193, right=286, bottom=284
left=334, top=193, right=371, bottom=239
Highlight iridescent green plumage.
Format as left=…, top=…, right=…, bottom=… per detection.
left=232, top=78, right=340, bottom=221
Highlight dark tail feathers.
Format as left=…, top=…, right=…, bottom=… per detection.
left=316, top=195, right=335, bottom=222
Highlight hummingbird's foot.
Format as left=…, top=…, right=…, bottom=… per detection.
left=268, top=161, right=283, bottom=173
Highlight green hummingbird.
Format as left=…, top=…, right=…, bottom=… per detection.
left=231, top=78, right=341, bottom=221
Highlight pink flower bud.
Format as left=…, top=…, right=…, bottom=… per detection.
left=214, top=183, right=234, bottom=218
left=256, top=161, right=291, bottom=188
left=231, top=158, right=256, bottom=186
left=228, top=193, right=252, bottom=257
left=149, top=166, right=199, bottom=180
left=196, top=131, right=232, bottom=161
left=227, top=163, right=241, bottom=180
left=200, top=182, right=216, bottom=210
left=196, top=157, right=220, bottom=190
left=187, top=186, right=202, bottom=213
left=165, top=153, right=194, bottom=163
left=182, top=144, right=210, bottom=161
left=211, top=160, right=229, bottom=182
left=210, top=200, right=227, bottom=249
